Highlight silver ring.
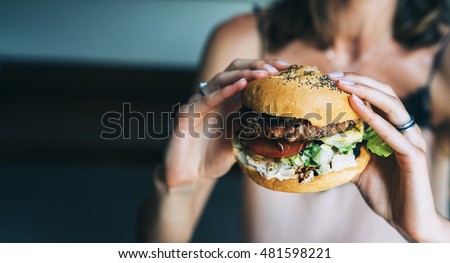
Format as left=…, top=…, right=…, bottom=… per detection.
left=395, top=115, right=416, bottom=132
left=199, top=82, right=208, bottom=96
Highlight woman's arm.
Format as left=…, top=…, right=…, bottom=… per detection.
left=433, top=37, right=450, bottom=123
left=432, top=35, right=450, bottom=217
left=139, top=164, right=216, bottom=242
left=139, top=15, right=288, bottom=242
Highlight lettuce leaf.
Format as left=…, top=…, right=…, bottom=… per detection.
left=312, top=144, right=335, bottom=165
left=363, top=127, right=393, bottom=157
left=280, top=153, right=301, bottom=166
left=302, top=143, right=321, bottom=166
left=338, top=142, right=357, bottom=155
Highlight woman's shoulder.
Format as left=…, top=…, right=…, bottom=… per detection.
left=213, top=13, right=259, bottom=42
left=198, top=13, right=262, bottom=80
left=207, top=13, right=261, bottom=58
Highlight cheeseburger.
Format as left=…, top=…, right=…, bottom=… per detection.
left=233, top=65, right=389, bottom=193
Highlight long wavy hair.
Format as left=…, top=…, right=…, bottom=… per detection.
left=265, top=0, right=449, bottom=52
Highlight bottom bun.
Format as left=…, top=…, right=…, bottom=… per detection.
left=233, top=142, right=370, bottom=193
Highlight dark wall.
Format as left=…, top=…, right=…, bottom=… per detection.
left=0, top=60, right=194, bottom=163
left=0, top=60, right=242, bottom=242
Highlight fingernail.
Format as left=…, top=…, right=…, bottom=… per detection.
left=352, top=94, right=364, bottom=105
left=263, top=64, right=278, bottom=73
left=339, top=79, right=355, bottom=85
left=252, top=70, right=267, bottom=74
left=276, top=60, right=290, bottom=66
left=328, top=72, right=344, bottom=78
left=236, top=78, right=246, bottom=83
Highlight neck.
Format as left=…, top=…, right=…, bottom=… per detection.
left=328, top=0, right=396, bottom=61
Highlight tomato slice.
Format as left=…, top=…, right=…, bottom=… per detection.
left=242, top=137, right=305, bottom=158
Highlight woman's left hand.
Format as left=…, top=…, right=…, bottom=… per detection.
left=334, top=73, right=450, bottom=242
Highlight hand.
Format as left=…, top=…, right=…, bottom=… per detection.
left=334, top=73, right=449, bottom=242
left=164, top=59, right=290, bottom=187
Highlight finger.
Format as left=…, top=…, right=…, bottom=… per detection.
left=349, top=94, right=417, bottom=156
left=215, top=69, right=268, bottom=88
left=330, top=72, right=396, bottom=96
left=406, top=125, right=427, bottom=152
left=339, top=80, right=425, bottom=148
left=357, top=95, right=426, bottom=151
left=337, top=80, right=412, bottom=128
left=195, top=78, right=248, bottom=113
left=226, top=59, right=291, bottom=73
left=204, top=69, right=268, bottom=94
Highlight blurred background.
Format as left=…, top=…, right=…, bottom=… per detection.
left=0, top=0, right=274, bottom=242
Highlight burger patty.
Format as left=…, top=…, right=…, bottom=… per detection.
left=240, top=109, right=356, bottom=142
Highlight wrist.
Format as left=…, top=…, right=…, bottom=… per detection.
left=149, top=163, right=217, bottom=242
left=153, top=163, right=206, bottom=194
left=409, top=211, right=450, bottom=243
left=428, top=213, right=450, bottom=242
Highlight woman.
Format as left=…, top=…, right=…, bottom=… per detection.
left=141, top=0, right=450, bottom=242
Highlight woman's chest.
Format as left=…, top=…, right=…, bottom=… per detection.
left=243, top=177, right=406, bottom=242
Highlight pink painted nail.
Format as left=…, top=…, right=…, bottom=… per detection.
left=276, top=60, right=290, bottom=66
left=352, top=94, right=364, bottom=105
left=339, top=79, right=355, bottom=85
left=263, top=64, right=278, bottom=73
left=328, top=72, right=344, bottom=78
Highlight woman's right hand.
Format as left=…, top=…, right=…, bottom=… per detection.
left=335, top=74, right=450, bottom=242
left=163, top=59, right=290, bottom=187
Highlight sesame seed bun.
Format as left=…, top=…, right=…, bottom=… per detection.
left=235, top=65, right=370, bottom=193
left=242, top=65, right=359, bottom=127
